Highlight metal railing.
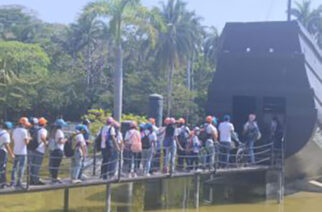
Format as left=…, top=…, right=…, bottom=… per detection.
left=0, top=141, right=277, bottom=192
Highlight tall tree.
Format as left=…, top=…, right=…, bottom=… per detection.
left=84, top=0, right=160, bottom=121
left=154, top=0, right=203, bottom=116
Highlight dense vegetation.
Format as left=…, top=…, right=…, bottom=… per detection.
left=0, top=0, right=321, bottom=124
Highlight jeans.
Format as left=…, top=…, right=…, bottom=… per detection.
left=107, top=149, right=118, bottom=177
left=123, top=149, right=132, bottom=174
left=163, top=144, right=177, bottom=173
left=49, top=149, right=63, bottom=179
left=132, top=152, right=141, bottom=173
left=101, top=148, right=109, bottom=179
left=71, top=149, right=83, bottom=180
left=206, top=139, right=215, bottom=169
left=219, top=141, right=231, bottom=167
left=0, top=149, right=7, bottom=186
left=11, top=155, right=26, bottom=186
left=187, top=152, right=199, bottom=170
left=78, top=145, right=88, bottom=179
left=30, top=150, right=44, bottom=183
left=246, top=140, right=255, bottom=163
left=142, top=148, right=153, bottom=174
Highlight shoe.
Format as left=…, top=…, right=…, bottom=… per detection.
left=34, top=180, right=45, bottom=186
left=72, top=179, right=82, bottom=184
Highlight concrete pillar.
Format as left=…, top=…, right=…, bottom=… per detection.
left=266, top=170, right=284, bottom=203
left=148, top=94, right=163, bottom=127
left=106, top=184, right=111, bottom=212
left=194, top=175, right=200, bottom=208
left=63, top=188, right=69, bottom=212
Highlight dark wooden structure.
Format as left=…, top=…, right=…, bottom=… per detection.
left=208, top=21, right=322, bottom=179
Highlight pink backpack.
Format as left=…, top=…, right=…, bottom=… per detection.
left=130, top=130, right=142, bottom=153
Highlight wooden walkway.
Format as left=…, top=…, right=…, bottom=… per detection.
left=0, top=165, right=272, bottom=195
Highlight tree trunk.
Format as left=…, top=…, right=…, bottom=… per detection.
left=113, top=43, right=123, bottom=122
left=186, top=57, right=191, bottom=91
left=167, top=61, right=174, bottom=116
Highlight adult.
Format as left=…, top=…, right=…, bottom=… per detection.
left=124, top=121, right=141, bottom=177
left=29, top=117, right=48, bottom=185
left=11, top=117, right=31, bottom=188
left=203, top=116, right=218, bottom=170
left=113, top=121, right=123, bottom=176
left=100, top=117, right=117, bottom=180
left=243, top=114, right=261, bottom=164
left=148, top=118, right=161, bottom=174
left=162, top=118, right=178, bottom=174
left=48, top=119, right=68, bottom=183
left=106, top=121, right=120, bottom=178
left=175, top=118, right=190, bottom=171
left=79, top=119, right=91, bottom=180
left=218, top=115, right=235, bottom=167
left=71, top=124, right=87, bottom=183
left=0, top=122, right=14, bottom=188
left=141, top=123, right=157, bottom=176
left=270, top=116, right=284, bottom=149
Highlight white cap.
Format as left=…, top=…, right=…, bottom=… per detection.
left=32, top=118, right=39, bottom=124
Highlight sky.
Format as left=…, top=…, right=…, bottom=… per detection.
left=1, top=0, right=322, bottom=31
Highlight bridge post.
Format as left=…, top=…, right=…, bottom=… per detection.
left=63, top=188, right=69, bottom=212
left=193, top=174, right=200, bottom=208
left=105, top=184, right=112, bottom=212
left=93, top=144, right=97, bottom=176
left=117, top=150, right=122, bottom=181
left=266, top=170, right=284, bottom=204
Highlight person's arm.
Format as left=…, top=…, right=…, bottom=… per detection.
left=212, top=127, right=218, bottom=141
left=80, top=142, right=86, bottom=157
left=4, top=143, right=14, bottom=159
left=110, top=128, right=120, bottom=152
left=24, top=131, right=31, bottom=145
left=40, top=131, right=48, bottom=145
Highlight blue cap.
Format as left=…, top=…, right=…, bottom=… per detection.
left=145, top=122, right=152, bottom=128
left=75, top=124, right=86, bottom=131
left=4, top=122, right=13, bottom=129
left=223, top=115, right=231, bottom=121
left=212, top=117, right=218, bottom=125
left=55, top=119, right=68, bottom=127
left=139, top=123, right=146, bottom=129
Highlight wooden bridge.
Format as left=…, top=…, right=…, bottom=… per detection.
left=0, top=142, right=284, bottom=212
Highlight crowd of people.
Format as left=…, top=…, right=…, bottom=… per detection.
left=0, top=113, right=283, bottom=189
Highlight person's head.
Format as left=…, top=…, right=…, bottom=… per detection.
left=164, top=117, right=171, bottom=126
left=75, top=124, right=86, bottom=134
left=170, top=117, right=176, bottom=125
left=19, top=117, right=31, bottom=128
left=148, top=118, right=155, bottom=126
left=113, top=121, right=120, bottom=130
left=205, top=115, right=213, bottom=124
left=30, top=117, right=39, bottom=126
left=145, top=122, right=153, bottom=132
left=212, top=116, right=218, bottom=126
left=139, top=123, right=146, bottom=131
left=177, top=118, right=185, bottom=127
left=82, top=118, right=91, bottom=126
left=1, top=121, right=13, bottom=130
left=248, top=114, right=256, bottom=122
left=106, top=117, right=114, bottom=125
left=223, top=115, right=231, bottom=122
left=130, top=121, right=137, bottom=130
left=38, top=117, right=48, bottom=127
left=54, top=118, right=68, bottom=129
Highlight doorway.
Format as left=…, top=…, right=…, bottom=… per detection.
left=232, top=96, right=257, bottom=136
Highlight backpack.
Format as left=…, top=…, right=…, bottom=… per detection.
left=105, top=127, right=114, bottom=150
left=178, top=128, right=189, bottom=148
left=199, top=127, right=211, bottom=145
left=244, top=122, right=261, bottom=141
left=27, top=127, right=41, bottom=151
left=142, top=132, right=151, bottom=149
left=130, top=130, right=142, bottom=153
left=64, top=135, right=75, bottom=157
left=95, top=128, right=103, bottom=152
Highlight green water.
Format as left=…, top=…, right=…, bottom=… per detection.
left=0, top=178, right=321, bottom=212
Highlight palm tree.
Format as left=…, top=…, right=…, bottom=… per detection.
left=203, top=26, right=219, bottom=67
left=154, top=0, right=203, bottom=116
left=84, top=0, right=160, bottom=121
left=291, top=0, right=322, bottom=34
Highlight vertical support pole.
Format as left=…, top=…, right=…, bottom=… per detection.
left=287, top=0, right=292, bottom=21
left=118, top=150, right=122, bottom=181
left=194, top=174, right=200, bottom=208
left=169, top=148, right=174, bottom=177
left=26, top=154, right=30, bottom=190
left=106, top=184, right=112, bottom=212
left=208, top=174, right=214, bottom=203
left=64, top=188, right=69, bottom=212
left=277, top=171, right=284, bottom=204
left=93, top=144, right=97, bottom=176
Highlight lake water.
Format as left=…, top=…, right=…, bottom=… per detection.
left=0, top=177, right=321, bottom=212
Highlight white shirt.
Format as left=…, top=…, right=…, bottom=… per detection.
left=36, top=127, right=48, bottom=154
left=55, top=129, right=65, bottom=151
left=75, top=133, right=86, bottom=147
left=218, top=121, right=235, bottom=142
left=101, top=125, right=116, bottom=149
left=149, top=131, right=157, bottom=142
left=0, top=129, right=10, bottom=152
left=116, top=131, right=123, bottom=144
left=12, top=127, right=29, bottom=155
left=175, top=126, right=190, bottom=138
left=192, top=136, right=200, bottom=153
